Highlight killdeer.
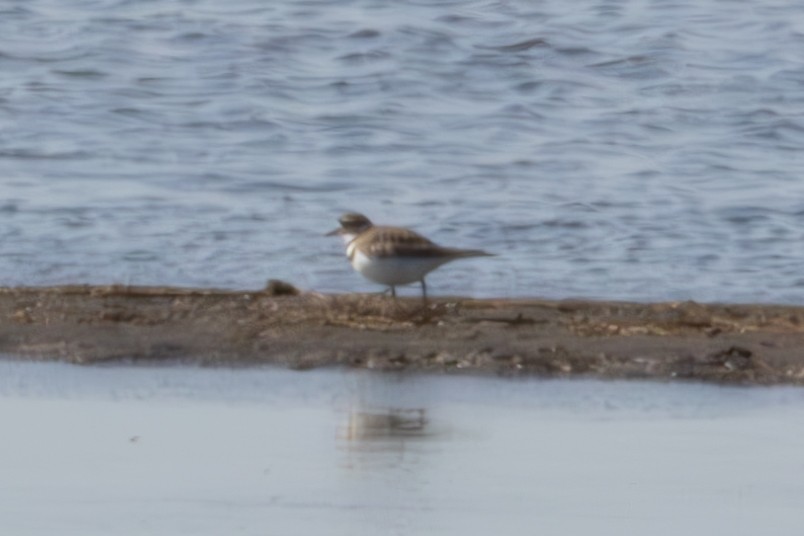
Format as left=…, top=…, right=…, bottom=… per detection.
left=327, top=212, right=493, bottom=300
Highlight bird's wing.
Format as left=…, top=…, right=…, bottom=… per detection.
left=361, top=226, right=446, bottom=258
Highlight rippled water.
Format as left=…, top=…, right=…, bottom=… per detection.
left=2, top=0, right=804, bottom=301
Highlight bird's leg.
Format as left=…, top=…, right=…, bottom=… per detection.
left=420, top=278, right=427, bottom=304
left=380, top=286, right=397, bottom=298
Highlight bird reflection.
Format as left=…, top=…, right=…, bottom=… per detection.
left=342, top=408, right=428, bottom=442
left=338, top=372, right=435, bottom=470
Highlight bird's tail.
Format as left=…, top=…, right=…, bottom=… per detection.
left=446, top=248, right=495, bottom=259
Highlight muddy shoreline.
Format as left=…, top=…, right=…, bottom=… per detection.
left=2, top=283, right=804, bottom=385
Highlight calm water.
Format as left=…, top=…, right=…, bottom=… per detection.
left=1, top=362, right=803, bottom=535
left=2, top=0, right=804, bottom=302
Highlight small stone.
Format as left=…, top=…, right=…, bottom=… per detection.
left=264, top=280, right=299, bottom=296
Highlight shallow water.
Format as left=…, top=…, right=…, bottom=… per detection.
left=1, top=362, right=803, bottom=535
left=2, top=0, right=804, bottom=302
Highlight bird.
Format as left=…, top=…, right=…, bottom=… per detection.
left=326, top=212, right=493, bottom=300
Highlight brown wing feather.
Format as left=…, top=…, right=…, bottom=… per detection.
left=359, top=226, right=492, bottom=259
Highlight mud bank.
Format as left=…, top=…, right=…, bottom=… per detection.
left=2, top=284, right=804, bottom=385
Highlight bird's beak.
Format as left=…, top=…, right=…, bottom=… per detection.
left=325, top=228, right=342, bottom=237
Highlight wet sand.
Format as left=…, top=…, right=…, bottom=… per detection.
left=2, top=283, right=804, bottom=385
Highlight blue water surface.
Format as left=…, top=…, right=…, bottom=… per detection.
left=1, top=0, right=803, bottom=302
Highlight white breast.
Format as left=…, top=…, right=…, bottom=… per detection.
left=350, top=250, right=450, bottom=286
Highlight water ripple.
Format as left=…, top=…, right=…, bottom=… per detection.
left=0, top=0, right=803, bottom=302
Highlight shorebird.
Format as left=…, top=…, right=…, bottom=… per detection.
left=326, top=212, right=493, bottom=300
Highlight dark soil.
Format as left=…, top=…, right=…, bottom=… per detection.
left=2, top=283, right=804, bottom=385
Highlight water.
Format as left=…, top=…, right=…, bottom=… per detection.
left=2, top=0, right=804, bottom=302
left=0, top=361, right=802, bottom=535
